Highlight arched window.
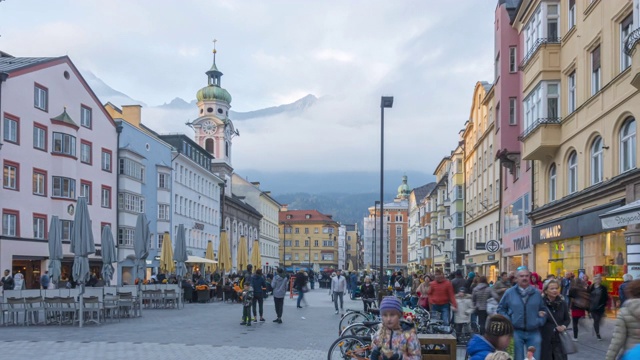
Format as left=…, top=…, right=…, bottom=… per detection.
left=205, top=138, right=214, bottom=154
left=591, top=136, right=603, bottom=185
left=621, top=117, right=636, bottom=172
left=568, top=151, right=578, bottom=194
left=549, top=164, right=557, bottom=202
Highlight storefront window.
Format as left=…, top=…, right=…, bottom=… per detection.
left=546, top=237, right=581, bottom=278
left=583, top=230, right=626, bottom=296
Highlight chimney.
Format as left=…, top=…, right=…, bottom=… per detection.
left=122, top=105, right=142, bottom=128
left=281, top=204, right=288, bottom=212
left=251, top=181, right=261, bottom=188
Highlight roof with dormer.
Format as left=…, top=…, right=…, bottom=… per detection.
left=279, top=210, right=338, bottom=224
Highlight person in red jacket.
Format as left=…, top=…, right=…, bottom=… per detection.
left=427, top=269, right=457, bottom=326
left=530, top=272, right=543, bottom=292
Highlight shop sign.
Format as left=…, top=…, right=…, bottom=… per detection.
left=488, top=254, right=495, bottom=261
left=467, top=258, right=474, bottom=264
left=539, top=225, right=562, bottom=241
left=513, top=236, right=531, bottom=251
left=601, top=212, right=640, bottom=229
left=629, top=265, right=640, bottom=282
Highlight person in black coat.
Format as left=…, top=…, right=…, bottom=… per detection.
left=588, top=274, right=609, bottom=340
left=360, top=276, right=376, bottom=312
left=541, top=279, right=571, bottom=360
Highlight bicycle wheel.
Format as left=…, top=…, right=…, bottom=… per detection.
left=327, top=335, right=370, bottom=360
left=338, top=312, right=368, bottom=335
left=340, top=323, right=379, bottom=337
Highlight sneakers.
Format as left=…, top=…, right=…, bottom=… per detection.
left=597, top=335, right=602, bottom=341
left=335, top=310, right=339, bottom=314
left=572, top=337, right=578, bottom=342
left=273, top=319, right=279, bottom=323
left=277, top=318, right=282, bottom=323
left=252, top=317, right=257, bottom=322
left=247, top=322, right=251, bottom=327
left=260, top=318, right=265, bottom=322
left=240, top=322, right=247, bottom=326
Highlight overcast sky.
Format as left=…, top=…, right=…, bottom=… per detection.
left=1, top=1, right=496, bottom=175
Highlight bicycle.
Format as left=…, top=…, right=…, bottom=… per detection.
left=338, top=299, right=379, bottom=335
left=339, top=320, right=380, bottom=337
left=455, top=321, right=480, bottom=345
left=327, top=335, right=372, bottom=360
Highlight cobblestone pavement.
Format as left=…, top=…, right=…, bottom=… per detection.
left=0, top=288, right=617, bottom=359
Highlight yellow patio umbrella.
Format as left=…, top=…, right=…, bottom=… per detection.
left=218, top=230, right=232, bottom=273
left=237, top=235, right=248, bottom=272
left=250, top=239, right=262, bottom=270
left=366, top=263, right=371, bottom=273
left=159, top=231, right=175, bottom=274
left=205, top=240, right=215, bottom=273
left=347, top=259, right=354, bottom=272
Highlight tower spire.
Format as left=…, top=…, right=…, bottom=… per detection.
left=206, top=39, right=223, bottom=87
left=213, top=38, right=217, bottom=64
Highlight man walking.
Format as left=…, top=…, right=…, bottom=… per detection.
left=427, top=269, right=457, bottom=326
left=560, top=271, right=573, bottom=307
left=451, top=270, right=465, bottom=294
left=271, top=268, right=288, bottom=323
left=1, top=269, right=14, bottom=291
left=493, top=272, right=510, bottom=301
left=331, top=269, right=347, bottom=315
left=40, top=270, right=50, bottom=290
left=250, top=269, right=267, bottom=322
left=497, top=267, right=546, bottom=360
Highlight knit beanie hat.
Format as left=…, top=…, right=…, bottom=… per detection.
left=379, top=296, right=403, bottom=314
left=485, top=314, right=514, bottom=337
left=468, top=272, right=476, bottom=279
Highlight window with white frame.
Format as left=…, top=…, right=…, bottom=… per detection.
left=455, top=213, right=463, bottom=227
left=52, top=176, right=75, bottom=199
left=547, top=83, right=559, bottom=118
left=80, top=106, right=92, bottom=128
left=33, top=171, right=46, bottom=196
left=80, top=182, right=91, bottom=204
left=3, top=163, right=17, bottom=190
left=158, top=173, right=170, bottom=189
left=118, top=226, right=135, bottom=246
left=495, top=52, right=500, bottom=80
left=52, top=132, right=76, bottom=157
left=80, top=142, right=92, bottom=164
left=568, top=151, right=578, bottom=194
left=592, top=46, right=601, bottom=95
left=33, top=216, right=46, bottom=239
left=568, top=0, right=576, bottom=29
left=396, top=255, right=402, bottom=264
left=118, top=192, right=145, bottom=213
left=455, top=185, right=463, bottom=199
left=509, top=97, right=517, bottom=125
left=549, top=164, right=557, bottom=201
left=33, top=125, right=46, bottom=150
left=396, top=225, right=402, bottom=236
left=621, top=118, right=637, bottom=173
left=509, top=47, right=517, bottom=73
left=34, top=84, right=48, bottom=111
left=61, top=220, right=73, bottom=240
left=3, top=116, right=18, bottom=143
left=101, top=186, right=111, bottom=208
left=2, top=212, right=17, bottom=236
left=395, top=214, right=403, bottom=222
left=523, top=3, right=561, bottom=62
left=523, top=81, right=560, bottom=131
left=568, top=71, right=576, bottom=113
left=591, top=137, right=604, bottom=185
left=322, top=253, right=333, bottom=261
left=118, top=158, right=145, bottom=182
left=158, top=204, right=170, bottom=221
left=621, top=14, right=633, bottom=71
left=547, top=3, right=559, bottom=39
left=102, top=150, right=112, bottom=172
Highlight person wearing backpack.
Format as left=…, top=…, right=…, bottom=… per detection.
left=568, top=277, right=589, bottom=341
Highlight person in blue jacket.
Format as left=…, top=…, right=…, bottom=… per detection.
left=466, top=314, right=514, bottom=360
left=497, top=266, right=547, bottom=360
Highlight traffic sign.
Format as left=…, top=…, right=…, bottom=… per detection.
left=486, top=240, right=500, bottom=253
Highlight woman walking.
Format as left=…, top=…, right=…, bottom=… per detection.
left=294, top=270, right=308, bottom=308
left=270, top=268, right=288, bottom=324
left=568, top=277, right=589, bottom=341
left=472, top=276, right=497, bottom=335
left=606, top=279, right=640, bottom=359
left=360, top=276, right=376, bottom=312
left=540, top=279, right=570, bottom=360
left=588, top=274, right=609, bottom=341
left=416, top=275, right=430, bottom=309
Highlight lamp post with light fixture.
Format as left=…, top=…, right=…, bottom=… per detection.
left=379, top=96, right=393, bottom=285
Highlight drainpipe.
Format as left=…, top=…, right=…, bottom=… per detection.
left=115, top=122, right=123, bottom=284
left=530, top=160, right=535, bottom=270
left=0, top=72, right=8, bottom=147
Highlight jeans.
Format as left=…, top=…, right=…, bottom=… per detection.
left=409, top=296, right=418, bottom=308
left=396, top=290, right=406, bottom=299
left=297, top=289, right=305, bottom=307
left=242, top=306, right=251, bottom=323
left=431, top=304, right=451, bottom=326
left=514, top=329, right=541, bottom=360
left=310, top=281, right=315, bottom=290
left=334, top=291, right=344, bottom=311
left=592, top=311, right=604, bottom=336
left=274, top=297, right=284, bottom=319
left=252, top=293, right=264, bottom=318
left=476, top=310, right=488, bottom=335
left=572, top=316, right=581, bottom=338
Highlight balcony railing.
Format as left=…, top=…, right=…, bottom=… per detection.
left=625, top=28, right=640, bottom=56
left=519, top=37, right=561, bottom=70
left=518, top=117, right=562, bottom=141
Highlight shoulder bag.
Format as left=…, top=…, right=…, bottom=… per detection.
left=545, top=304, right=577, bottom=354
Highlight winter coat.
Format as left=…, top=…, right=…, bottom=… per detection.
left=472, top=283, right=496, bottom=311
left=271, top=274, right=288, bottom=298
left=531, top=272, right=543, bottom=291
left=540, top=295, right=570, bottom=360
left=497, top=285, right=546, bottom=331
left=454, top=294, right=474, bottom=324
left=620, top=281, right=631, bottom=306
left=427, top=279, right=457, bottom=308
left=370, top=321, right=421, bottom=360
left=331, top=274, right=347, bottom=293
left=250, top=274, right=266, bottom=295
left=466, top=334, right=496, bottom=360
left=588, top=283, right=609, bottom=314
left=293, top=273, right=307, bottom=291
left=411, top=277, right=420, bottom=294
left=606, top=298, right=640, bottom=360
left=492, top=280, right=510, bottom=301
left=360, top=283, right=375, bottom=299
left=451, top=277, right=466, bottom=294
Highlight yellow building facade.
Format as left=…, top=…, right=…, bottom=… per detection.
left=515, top=0, right=640, bottom=290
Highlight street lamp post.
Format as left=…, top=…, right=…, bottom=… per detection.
left=307, top=236, right=311, bottom=271
left=281, top=221, right=290, bottom=270
left=379, top=96, right=393, bottom=286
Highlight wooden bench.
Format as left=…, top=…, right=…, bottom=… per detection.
left=418, top=333, right=457, bottom=360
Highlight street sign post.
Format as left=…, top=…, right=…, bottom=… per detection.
left=486, top=240, right=500, bottom=253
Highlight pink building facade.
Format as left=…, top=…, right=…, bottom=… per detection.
left=493, top=0, right=533, bottom=272
left=0, top=56, right=117, bottom=288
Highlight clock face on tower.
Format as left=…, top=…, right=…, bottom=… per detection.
left=202, top=120, right=217, bottom=135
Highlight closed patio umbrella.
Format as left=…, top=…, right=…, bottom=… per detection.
left=70, top=196, right=95, bottom=327
left=174, top=224, right=187, bottom=278
left=250, top=239, right=262, bottom=271
left=217, top=230, right=231, bottom=273
left=160, top=231, right=175, bottom=274
left=101, top=225, right=117, bottom=285
left=205, top=240, right=215, bottom=273
left=134, top=213, right=150, bottom=316
left=47, top=216, right=63, bottom=287
left=236, top=236, right=248, bottom=272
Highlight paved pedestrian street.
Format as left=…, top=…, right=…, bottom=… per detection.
left=0, top=290, right=617, bottom=359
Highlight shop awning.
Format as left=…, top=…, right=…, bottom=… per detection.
left=600, top=200, right=640, bottom=229
left=478, top=261, right=499, bottom=266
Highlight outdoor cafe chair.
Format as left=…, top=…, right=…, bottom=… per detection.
left=102, top=294, right=120, bottom=322
left=44, top=297, right=62, bottom=325
left=117, top=292, right=136, bottom=318
left=58, top=297, right=78, bottom=325
left=5, top=297, right=26, bottom=326
left=164, top=289, right=179, bottom=308
left=24, top=296, right=45, bottom=326
left=82, top=296, right=102, bottom=325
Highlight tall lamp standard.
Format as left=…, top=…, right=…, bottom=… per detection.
left=280, top=221, right=290, bottom=270
left=379, top=96, right=393, bottom=286
left=307, top=236, right=311, bottom=271
left=373, top=200, right=380, bottom=273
